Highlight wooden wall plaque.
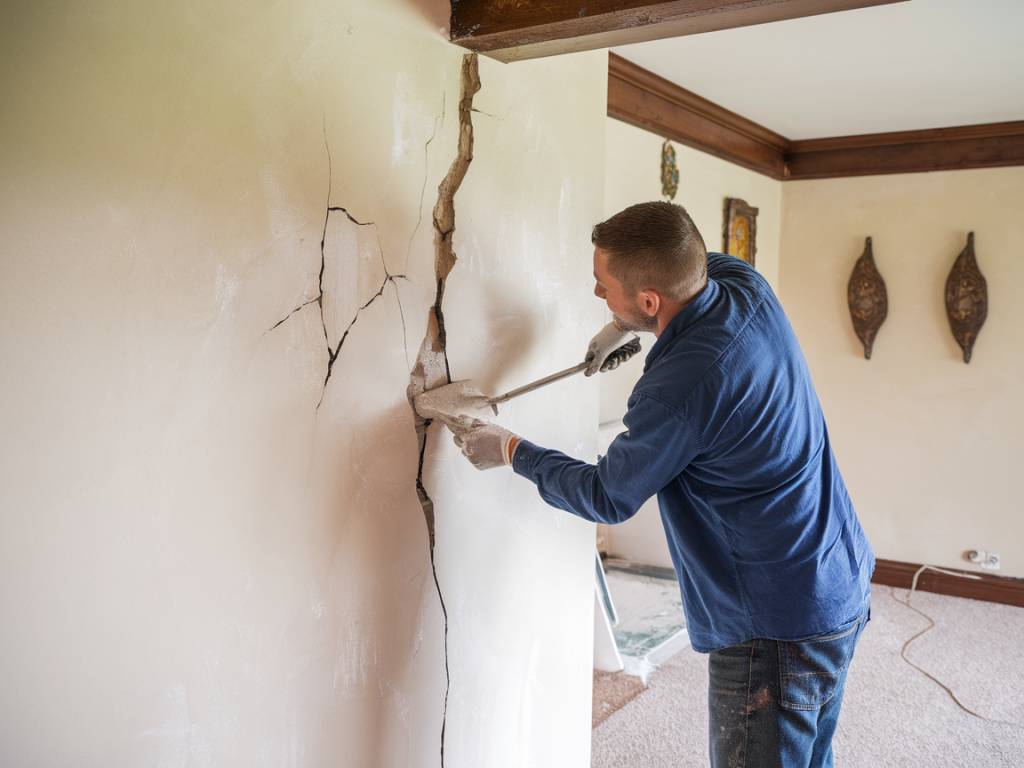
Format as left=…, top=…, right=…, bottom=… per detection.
left=847, top=237, right=888, bottom=359
left=945, top=232, right=988, bottom=363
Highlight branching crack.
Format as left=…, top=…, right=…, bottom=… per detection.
left=266, top=125, right=404, bottom=410
left=319, top=272, right=407, bottom=409
left=406, top=53, right=481, bottom=768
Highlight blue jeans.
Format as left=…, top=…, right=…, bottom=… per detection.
left=707, top=607, right=869, bottom=768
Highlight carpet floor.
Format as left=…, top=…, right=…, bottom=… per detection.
left=592, top=586, right=1024, bottom=767
left=593, top=670, right=648, bottom=729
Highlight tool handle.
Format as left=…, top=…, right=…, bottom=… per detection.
left=486, top=361, right=588, bottom=406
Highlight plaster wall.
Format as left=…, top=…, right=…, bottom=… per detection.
left=780, top=168, right=1024, bottom=578
left=0, top=2, right=606, bottom=766
left=599, top=117, right=783, bottom=567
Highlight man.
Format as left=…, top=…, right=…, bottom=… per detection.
left=447, top=202, right=874, bottom=768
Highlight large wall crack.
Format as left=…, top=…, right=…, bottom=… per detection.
left=406, top=53, right=480, bottom=768
left=266, top=134, right=407, bottom=409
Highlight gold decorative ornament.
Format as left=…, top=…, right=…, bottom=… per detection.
left=722, top=198, right=758, bottom=266
left=660, top=140, right=679, bottom=200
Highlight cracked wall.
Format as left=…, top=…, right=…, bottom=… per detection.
left=0, top=2, right=606, bottom=767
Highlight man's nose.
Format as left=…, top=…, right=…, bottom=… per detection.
left=594, top=284, right=605, bottom=299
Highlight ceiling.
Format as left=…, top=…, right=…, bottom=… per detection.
left=612, top=0, right=1024, bottom=140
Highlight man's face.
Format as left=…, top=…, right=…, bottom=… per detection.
left=593, top=247, right=657, bottom=332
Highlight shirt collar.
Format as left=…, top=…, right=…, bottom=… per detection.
left=643, top=278, right=720, bottom=372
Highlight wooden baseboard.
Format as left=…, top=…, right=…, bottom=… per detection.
left=872, top=558, right=1024, bottom=608
left=601, top=556, right=677, bottom=581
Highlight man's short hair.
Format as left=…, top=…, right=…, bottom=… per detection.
left=591, top=202, right=707, bottom=302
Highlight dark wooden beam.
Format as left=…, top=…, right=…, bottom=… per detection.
left=872, top=558, right=1024, bottom=608
left=451, top=0, right=907, bottom=63
left=785, top=122, right=1024, bottom=179
left=608, top=53, right=788, bottom=178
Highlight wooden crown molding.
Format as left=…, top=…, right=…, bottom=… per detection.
left=609, top=53, right=788, bottom=178
left=450, top=0, right=906, bottom=63
left=608, top=55, right=1024, bottom=179
left=872, top=558, right=1024, bottom=608
left=785, top=121, right=1024, bottom=178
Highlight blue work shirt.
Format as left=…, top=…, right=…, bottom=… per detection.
left=512, top=253, right=875, bottom=652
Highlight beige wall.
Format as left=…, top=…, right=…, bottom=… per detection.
left=780, top=168, right=1024, bottom=578
left=599, top=117, right=783, bottom=566
left=0, top=3, right=606, bottom=766
left=599, top=119, right=1024, bottom=580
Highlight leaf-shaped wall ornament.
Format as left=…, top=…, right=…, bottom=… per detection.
left=847, top=237, right=888, bottom=359
left=944, top=232, right=988, bottom=363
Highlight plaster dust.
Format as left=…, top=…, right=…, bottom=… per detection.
left=0, top=2, right=606, bottom=767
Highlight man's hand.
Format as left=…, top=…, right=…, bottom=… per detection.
left=585, top=321, right=639, bottom=376
left=445, top=415, right=520, bottom=470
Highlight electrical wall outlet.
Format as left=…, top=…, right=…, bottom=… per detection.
left=965, top=549, right=1000, bottom=570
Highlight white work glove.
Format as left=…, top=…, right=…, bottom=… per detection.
left=447, top=380, right=497, bottom=416
left=416, top=379, right=497, bottom=422
left=445, top=416, right=520, bottom=471
left=584, top=321, right=641, bottom=376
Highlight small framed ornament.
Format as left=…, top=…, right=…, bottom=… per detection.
left=722, top=197, right=758, bottom=266
left=660, top=140, right=679, bottom=200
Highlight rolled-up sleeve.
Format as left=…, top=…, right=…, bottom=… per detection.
left=512, top=393, right=700, bottom=524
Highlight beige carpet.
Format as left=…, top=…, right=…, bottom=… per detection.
left=592, top=586, right=1024, bottom=767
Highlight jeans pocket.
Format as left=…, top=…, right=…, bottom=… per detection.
left=778, top=614, right=864, bottom=711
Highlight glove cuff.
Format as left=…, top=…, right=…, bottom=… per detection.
left=504, top=435, right=521, bottom=465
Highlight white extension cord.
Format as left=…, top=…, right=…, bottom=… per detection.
left=891, top=564, right=1023, bottom=729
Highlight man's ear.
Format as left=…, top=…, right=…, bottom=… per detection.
left=639, top=289, right=660, bottom=317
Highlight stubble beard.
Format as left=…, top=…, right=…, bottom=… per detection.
left=613, top=303, right=658, bottom=333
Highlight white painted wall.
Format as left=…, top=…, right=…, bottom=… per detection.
left=599, top=117, right=783, bottom=567
left=780, top=168, right=1024, bottom=578
left=0, top=3, right=605, bottom=766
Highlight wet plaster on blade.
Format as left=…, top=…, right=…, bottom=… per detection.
left=406, top=53, right=481, bottom=768
left=265, top=125, right=408, bottom=410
